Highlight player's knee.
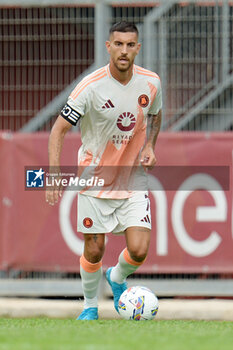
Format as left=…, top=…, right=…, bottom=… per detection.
left=93, top=246, right=105, bottom=260
left=128, top=246, right=148, bottom=263
left=86, top=245, right=104, bottom=262
left=84, top=236, right=105, bottom=263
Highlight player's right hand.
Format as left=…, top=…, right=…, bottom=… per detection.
left=45, top=175, right=63, bottom=205
left=45, top=187, right=62, bottom=206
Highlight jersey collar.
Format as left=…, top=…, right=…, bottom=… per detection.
left=106, top=64, right=136, bottom=88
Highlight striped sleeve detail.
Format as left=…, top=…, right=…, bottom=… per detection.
left=106, top=64, right=111, bottom=77
left=70, top=67, right=107, bottom=100
left=135, top=65, right=160, bottom=80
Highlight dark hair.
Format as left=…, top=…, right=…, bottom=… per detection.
left=109, top=21, right=139, bottom=37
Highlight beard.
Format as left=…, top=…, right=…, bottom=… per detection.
left=113, top=57, right=133, bottom=72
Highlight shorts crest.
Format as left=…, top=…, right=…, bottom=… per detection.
left=83, top=217, right=93, bottom=228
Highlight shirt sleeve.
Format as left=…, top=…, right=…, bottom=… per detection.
left=60, top=79, right=89, bottom=126
left=148, top=79, right=162, bottom=115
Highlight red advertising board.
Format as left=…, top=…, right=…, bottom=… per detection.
left=0, top=131, right=232, bottom=273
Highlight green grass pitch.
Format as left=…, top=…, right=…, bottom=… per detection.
left=0, top=318, right=232, bottom=350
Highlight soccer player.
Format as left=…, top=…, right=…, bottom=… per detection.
left=46, top=21, right=162, bottom=320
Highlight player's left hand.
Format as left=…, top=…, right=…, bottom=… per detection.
left=140, top=144, right=157, bottom=170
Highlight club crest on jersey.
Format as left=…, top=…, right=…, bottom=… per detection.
left=138, top=94, right=149, bottom=107
left=83, top=217, right=93, bottom=228
left=117, top=112, right=136, bottom=132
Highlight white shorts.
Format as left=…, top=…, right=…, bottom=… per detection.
left=77, top=191, right=151, bottom=234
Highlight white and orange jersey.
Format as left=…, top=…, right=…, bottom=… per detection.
left=61, top=64, right=162, bottom=198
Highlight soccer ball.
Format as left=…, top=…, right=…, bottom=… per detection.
left=118, top=286, right=159, bottom=321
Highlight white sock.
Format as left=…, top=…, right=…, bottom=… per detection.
left=84, top=296, right=98, bottom=309
left=110, top=248, right=144, bottom=284
left=80, top=255, right=102, bottom=309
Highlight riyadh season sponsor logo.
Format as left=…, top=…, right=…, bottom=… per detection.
left=117, top=112, right=136, bottom=131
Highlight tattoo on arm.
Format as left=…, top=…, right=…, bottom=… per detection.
left=147, top=110, right=162, bottom=148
